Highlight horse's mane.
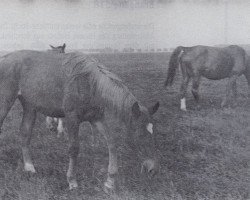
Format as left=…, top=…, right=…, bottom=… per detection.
left=64, top=52, right=138, bottom=123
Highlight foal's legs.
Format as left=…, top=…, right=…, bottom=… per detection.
left=180, top=76, right=190, bottom=111
left=46, top=117, right=54, bottom=130
left=19, top=97, right=37, bottom=173
left=65, top=112, right=80, bottom=189
left=46, top=117, right=65, bottom=138
left=91, top=120, right=118, bottom=193
left=221, top=75, right=238, bottom=107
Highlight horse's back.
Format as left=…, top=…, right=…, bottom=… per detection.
left=0, top=50, right=70, bottom=116
left=182, top=45, right=245, bottom=65
left=0, top=50, right=123, bottom=119
left=181, top=45, right=246, bottom=79
left=223, top=45, right=246, bottom=61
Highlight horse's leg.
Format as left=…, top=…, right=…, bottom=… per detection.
left=46, top=117, right=54, bottom=130
left=18, top=97, right=37, bottom=173
left=91, top=120, right=118, bottom=194
left=65, top=112, right=80, bottom=190
left=0, top=97, right=17, bottom=133
left=243, top=72, right=250, bottom=97
left=232, top=79, right=237, bottom=101
left=180, top=76, right=190, bottom=111
left=230, top=79, right=238, bottom=107
left=0, top=84, right=18, bottom=133
left=221, top=75, right=238, bottom=107
left=192, top=75, right=201, bottom=108
left=57, top=118, right=65, bottom=138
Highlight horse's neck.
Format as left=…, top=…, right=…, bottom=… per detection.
left=124, top=115, right=135, bottom=138
left=118, top=92, right=137, bottom=124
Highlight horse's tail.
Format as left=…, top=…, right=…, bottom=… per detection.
left=164, top=46, right=184, bottom=86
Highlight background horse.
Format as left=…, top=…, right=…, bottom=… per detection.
left=0, top=50, right=159, bottom=193
left=164, top=45, right=248, bottom=111
left=46, top=43, right=66, bottom=137
left=48, top=43, right=66, bottom=53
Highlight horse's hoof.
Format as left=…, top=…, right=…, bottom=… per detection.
left=46, top=123, right=54, bottom=130
left=180, top=108, right=187, bottom=112
left=57, top=132, right=63, bottom=138
left=24, top=163, right=36, bottom=173
left=47, top=126, right=56, bottom=132
left=103, top=182, right=116, bottom=195
left=57, top=128, right=65, bottom=134
left=57, top=130, right=66, bottom=138
left=57, top=131, right=68, bottom=141
left=68, top=180, right=78, bottom=190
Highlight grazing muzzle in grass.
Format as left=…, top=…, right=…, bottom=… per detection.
left=127, top=101, right=160, bottom=176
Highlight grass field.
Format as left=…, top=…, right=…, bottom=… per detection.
left=0, top=52, right=249, bottom=200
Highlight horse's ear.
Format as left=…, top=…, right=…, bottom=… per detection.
left=132, top=102, right=141, bottom=119
left=62, top=43, right=66, bottom=50
left=148, top=102, right=160, bottom=115
left=50, top=45, right=55, bottom=49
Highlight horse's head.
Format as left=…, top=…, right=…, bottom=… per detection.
left=128, top=101, right=160, bottom=176
left=49, top=43, right=66, bottom=53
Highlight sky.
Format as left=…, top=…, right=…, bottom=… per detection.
left=0, top=0, right=250, bottom=51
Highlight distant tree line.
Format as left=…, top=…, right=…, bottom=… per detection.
left=79, top=47, right=175, bottom=53
left=19, top=0, right=237, bottom=4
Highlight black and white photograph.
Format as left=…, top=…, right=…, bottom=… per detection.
left=0, top=0, right=249, bottom=199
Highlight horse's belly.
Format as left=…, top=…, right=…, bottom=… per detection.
left=20, top=86, right=65, bottom=117
left=201, top=65, right=232, bottom=80
left=37, top=106, right=65, bottom=118
left=201, top=71, right=230, bottom=80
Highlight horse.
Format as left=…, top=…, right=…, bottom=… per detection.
left=164, top=45, right=248, bottom=111
left=0, top=50, right=160, bottom=193
left=48, top=43, right=66, bottom=53
left=46, top=43, right=66, bottom=137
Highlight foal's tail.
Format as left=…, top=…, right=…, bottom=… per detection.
left=164, top=46, right=184, bottom=86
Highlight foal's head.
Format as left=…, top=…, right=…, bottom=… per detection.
left=49, top=43, right=66, bottom=53
left=129, top=101, right=160, bottom=176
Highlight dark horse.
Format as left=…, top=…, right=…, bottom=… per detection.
left=0, top=50, right=159, bottom=193
left=165, top=45, right=248, bottom=111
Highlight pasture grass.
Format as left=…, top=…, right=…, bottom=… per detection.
left=0, top=52, right=249, bottom=199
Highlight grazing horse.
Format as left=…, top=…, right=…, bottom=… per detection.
left=0, top=50, right=160, bottom=193
left=46, top=43, right=66, bottom=137
left=164, top=45, right=248, bottom=111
